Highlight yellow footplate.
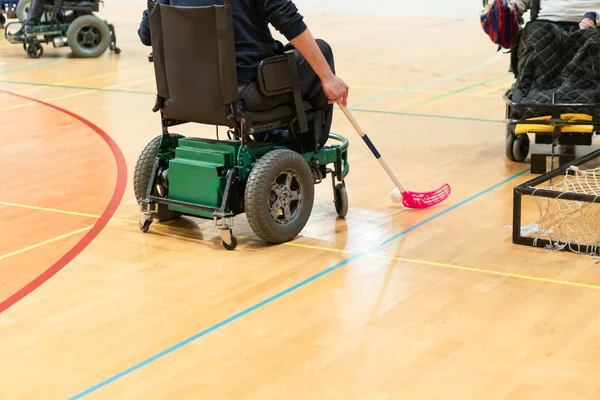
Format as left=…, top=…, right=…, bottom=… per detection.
left=515, top=113, right=594, bottom=135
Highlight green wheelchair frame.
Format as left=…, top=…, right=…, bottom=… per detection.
left=135, top=1, right=350, bottom=250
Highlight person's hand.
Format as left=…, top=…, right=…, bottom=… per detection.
left=322, top=75, right=349, bottom=107
left=580, top=17, right=596, bottom=30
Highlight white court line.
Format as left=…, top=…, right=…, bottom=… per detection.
left=351, top=52, right=504, bottom=108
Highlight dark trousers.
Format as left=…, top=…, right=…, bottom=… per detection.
left=24, top=0, right=45, bottom=25
left=239, top=39, right=335, bottom=148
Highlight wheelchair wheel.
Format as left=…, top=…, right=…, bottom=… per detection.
left=506, top=125, right=516, bottom=162
left=0, top=14, right=6, bottom=26
left=16, top=0, right=29, bottom=22
left=67, top=15, right=111, bottom=58
left=26, top=42, right=43, bottom=59
left=245, top=149, right=315, bottom=244
left=512, top=134, right=530, bottom=162
left=133, top=133, right=184, bottom=222
left=333, top=182, right=348, bottom=218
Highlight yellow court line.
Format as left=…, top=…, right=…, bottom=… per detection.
left=0, top=201, right=104, bottom=219
left=0, top=226, right=91, bottom=262
left=475, top=81, right=515, bottom=96
left=0, top=200, right=190, bottom=227
left=3, top=200, right=600, bottom=291
left=285, top=242, right=600, bottom=291
left=0, top=77, right=153, bottom=112
left=0, top=201, right=134, bottom=224
left=0, top=101, right=36, bottom=112
left=58, top=67, right=148, bottom=86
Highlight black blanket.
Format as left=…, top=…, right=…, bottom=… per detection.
left=510, top=21, right=600, bottom=120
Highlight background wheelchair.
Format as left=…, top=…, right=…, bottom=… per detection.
left=0, top=0, right=18, bottom=26
left=4, top=0, right=120, bottom=58
left=503, top=0, right=600, bottom=174
left=135, top=1, right=350, bottom=250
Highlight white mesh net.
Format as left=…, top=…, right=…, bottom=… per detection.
left=530, top=165, right=600, bottom=257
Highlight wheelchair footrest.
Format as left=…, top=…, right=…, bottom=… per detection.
left=515, top=113, right=595, bottom=135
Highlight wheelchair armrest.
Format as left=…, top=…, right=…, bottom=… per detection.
left=257, top=51, right=308, bottom=133
left=257, top=52, right=296, bottom=96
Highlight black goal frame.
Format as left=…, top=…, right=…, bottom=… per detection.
left=513, top=149, right=600, bottom=255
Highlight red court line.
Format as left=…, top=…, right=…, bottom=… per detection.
left=0, top=89, right=128, bottom=314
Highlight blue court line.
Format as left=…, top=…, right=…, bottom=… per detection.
left=68, top=167, right=530, bottom=399
left=351, top=52, right=504, bottom=108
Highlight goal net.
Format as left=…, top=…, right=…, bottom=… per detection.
left=513, top=150, right=600, bottom=258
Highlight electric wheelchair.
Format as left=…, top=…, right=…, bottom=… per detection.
left=503, top=0, right=600, bottom=173
left=4, top=0, right=120, bottom=58
left=135, top=1, right=350, bottom=250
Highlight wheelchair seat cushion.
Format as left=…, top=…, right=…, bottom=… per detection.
left=244, top=101, right=313, bottom=124
left=510, top=21, right=600, bottom=120
left=245, top=105, right=294, bottom=124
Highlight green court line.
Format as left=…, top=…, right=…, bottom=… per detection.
left=0, top=79, right=504, bottom=124
left=404, top=72, right=512, bottom=109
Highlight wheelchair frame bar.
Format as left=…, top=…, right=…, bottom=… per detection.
left=504, top=90, right=600, bottom=111
left=503, top=89, right=600, bottom=127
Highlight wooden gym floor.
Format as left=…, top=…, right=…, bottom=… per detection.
left=2, top=1, right=600, bottom=399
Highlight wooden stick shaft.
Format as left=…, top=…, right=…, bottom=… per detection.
left=339, top=105, right=406, bottom=192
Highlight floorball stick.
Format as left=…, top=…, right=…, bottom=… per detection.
left=339, top=105, right=451, bottom=209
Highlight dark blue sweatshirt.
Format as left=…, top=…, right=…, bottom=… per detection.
left=138, top=0, right=307, bottom=83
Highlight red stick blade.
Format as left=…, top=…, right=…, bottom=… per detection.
left=402, top=183, right=451, bottom=209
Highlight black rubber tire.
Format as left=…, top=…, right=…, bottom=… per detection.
left=245, top=149, right=315, bottom=244
left=512, top=134, right=530, bottom=162
left=334, top=182, right=348, bottom=218
left=133, top=134, right=184, bottom=222
left=506, top=133, right=516, bottom=162
left=67, top=15, right=111, bottom=58
left=26, top=42, right=43, bottom=58
left=223, top=235, right=238, bottom=251
left=0, top=14, right=6, bottom=26
left=506, top=124, right=515, bottom=138
left=140, top=218, right=152, bottom=233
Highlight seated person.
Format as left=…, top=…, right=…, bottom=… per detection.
left=138, top=0, right=349, bottom=148
left=508, top=1, right=600, bottom=119
left=11, top=0, right=47, bottom=41
left=513, top=0, right=600, bottom=31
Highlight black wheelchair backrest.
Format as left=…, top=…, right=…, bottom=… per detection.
left=149, top=0, right=239, bottom=127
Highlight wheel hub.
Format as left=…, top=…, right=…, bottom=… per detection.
left=268, top=170, right=303, bottom=225
left=77, top=26, right=101, bottom=48
left=280, top=188, right=291, bottom=204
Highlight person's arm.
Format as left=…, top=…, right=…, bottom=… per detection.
left=138, top=0, right=169, bottom=46
left=259, top=0, right=349, bottom=105
left=289, top=29, right=349, bottom=106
